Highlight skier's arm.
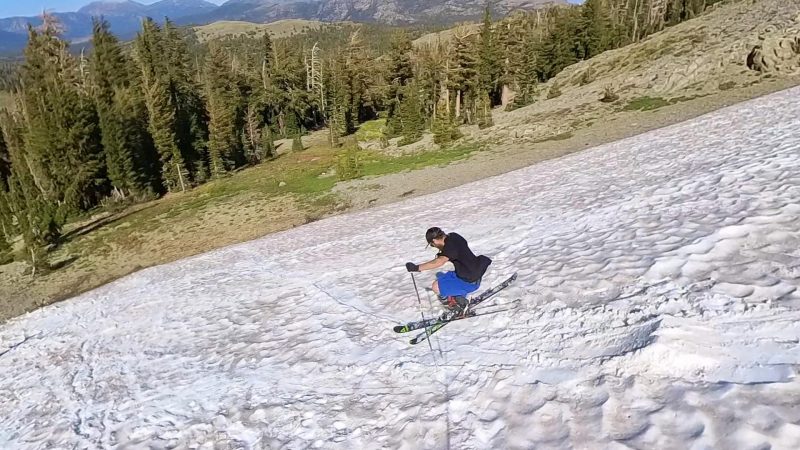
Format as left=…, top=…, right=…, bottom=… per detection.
left=418, top=255, right=449, bottom=271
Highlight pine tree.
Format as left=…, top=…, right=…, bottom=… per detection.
left=0, top=109, right=61, bottom=269
left=21, top=16, right=106, bottom=215
left=332, top=29, right=376, bottom=135
left=272, top=43, right=312, bottom=139
left=240, top=32, right=277, bottom=163
left=476, top=91, right=494, bottom=128
left=537, top=8, right=582, bottom=81
left=397, top=82, right=424, bottom=146
left=0, top=121, right=9, bottom=190
left=162, top=20, right=209, bottom=183
left=385, top=30, right=414, bottom=136
left=511, top=20, right=541, bottom=108
left=260, top=126, right=275, bottom=159
left=204, top=43, right=244, bottom=177
left=478, top=6, right=502, bottom=106
left=324, top=57, right=345, bottom=146
left=257, top=32, right=278, bottom=158
left=242, top=103, right=260, bottom=164
left=0, top=111, right=21, bottom=242
left=0, top=226, right=10, bottom=264
left=113, top=86, right=162, bottom=193
left=0, top=123, right=11, bottom=261
left=415, top=46, right=444, bottom=125
left=134, top=18, right=188, bottom=192
left=90, top=18, right=157, bottom=198
left=261, top=33, right=275, bottom=72
left=580, top=0, right=614, bottom=59
left=432, top=89, right=461, bottom=146
left=292, top=129, right=304, bottom=151
left=449, top=27, right=480, bottom=123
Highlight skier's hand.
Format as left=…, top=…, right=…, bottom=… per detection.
left=405, top=262, right=420, bottom=272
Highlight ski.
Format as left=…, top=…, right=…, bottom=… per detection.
left=394, top=272, right=517, bottom=333
left=407, top=300, right=521, bottom=341
left=393, top=298, right=520, bottom=333
left=410, top=322, right=448, bottom=345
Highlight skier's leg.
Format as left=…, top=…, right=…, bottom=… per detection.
left=434, top=272, right=467, bottom=315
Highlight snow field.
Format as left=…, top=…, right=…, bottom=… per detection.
left=1, top=87, right=800, bottom=448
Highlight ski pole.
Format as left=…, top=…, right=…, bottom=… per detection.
left=411, top=272, right=436, bottom=357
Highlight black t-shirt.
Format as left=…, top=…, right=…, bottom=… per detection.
left=438, top=232, right=491, bottom=283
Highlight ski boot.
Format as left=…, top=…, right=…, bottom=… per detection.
left=443, top=295, right=470, bottom=318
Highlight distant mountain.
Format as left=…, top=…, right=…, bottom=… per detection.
left=0, top=30, right=27, bottom=55
left=0, top=0, right=565, bottom=54
left=0, top=0, right=217, bottom=51
left=180, top=0, right=314, bottom=24
left=0, top=12, right=97, bottom=43
left=145, top=0, right=218, bottom=19
left=78, top=0, right=148, bottom=17
left=186, top=0, right=568, bottom=25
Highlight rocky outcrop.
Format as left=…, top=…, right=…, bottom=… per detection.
left=747, top=20, right=800, bottom=73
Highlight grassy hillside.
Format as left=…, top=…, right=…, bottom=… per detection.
left=193, top=19, right=331, bottom=42
left=472, top=0, right=800, bottom=145
left=412, top=23, right=480, bottom=48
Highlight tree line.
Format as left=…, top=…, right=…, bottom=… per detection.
left=0, top=0, right=721, bottom=270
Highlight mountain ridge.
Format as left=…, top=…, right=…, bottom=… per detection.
left=0, top=0, right=564, bottom=54
left=0, top=0, right=217, bottom=52
left=184, top=0, right=567, bottom=25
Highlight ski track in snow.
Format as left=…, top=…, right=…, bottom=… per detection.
left=2, top=88, right=800, bottom=449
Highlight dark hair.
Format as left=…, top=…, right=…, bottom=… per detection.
left=425, top=227, right=446, bottom=244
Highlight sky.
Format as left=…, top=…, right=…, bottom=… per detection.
left=0, top=0, right=226, bottom=18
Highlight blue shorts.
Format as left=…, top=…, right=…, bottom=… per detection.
left=436, top=271, right=480, bottom=297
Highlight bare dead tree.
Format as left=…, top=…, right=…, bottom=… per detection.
left=310, top=43, right=324, bottom=111
left=632, top=0, right=642, bottom=42
left=647, top=0, right=668, bottom=34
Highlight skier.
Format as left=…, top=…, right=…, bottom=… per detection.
left=405, top=227, right=492, bottom=316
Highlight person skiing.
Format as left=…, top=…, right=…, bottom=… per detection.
left=405, top=227, right=492, bottom=316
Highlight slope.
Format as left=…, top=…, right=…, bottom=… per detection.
left=192, top=18, right=329, bottom=42
left=0, top=83, right=798, bottom=447
left=482, top=0, right=800, bottom=145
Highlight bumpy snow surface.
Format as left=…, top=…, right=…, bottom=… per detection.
left=3, top=89, right=800, bottom=449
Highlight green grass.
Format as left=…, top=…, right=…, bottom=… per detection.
left=359, top=142, right=483, bottom=177
left=281, top=169, right=337, bottom=194
left=60, top=136, right=484, bottom=261
left=62, top=145, right=344, bottom=240
left=535, top=132, right=574, bottom=143
left=623, top=96, right=672, bottom=111
left=622, top=94, right=707, bottom=113
left=355, top=119, right=386, bottom=141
